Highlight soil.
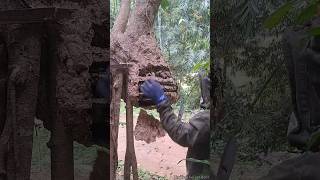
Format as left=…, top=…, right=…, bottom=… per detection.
left=134, top=109, right=165, bottom=144
left=118, top=115, right=187, bottom=179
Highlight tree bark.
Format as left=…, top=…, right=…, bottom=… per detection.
left=110, top=72, right=123, bottom=180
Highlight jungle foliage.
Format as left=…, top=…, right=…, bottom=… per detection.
left=211, top=0, right=303, bottom=160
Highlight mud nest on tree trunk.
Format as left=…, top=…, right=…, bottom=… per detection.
left=110, top=0, right=179, bottom=109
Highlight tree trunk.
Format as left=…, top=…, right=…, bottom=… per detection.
left=110, top=72, right=123, bottom=180
left=111, top=0, right=179, bottom=179
left=111, top=0, right=179, bottom=107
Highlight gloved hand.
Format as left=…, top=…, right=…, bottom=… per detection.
left=140, top=79, right=167, bottom=105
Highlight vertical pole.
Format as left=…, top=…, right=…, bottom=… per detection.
left=110, top=72, right=123, bottom=180
left=50, top=113, right=74, bottom=180
left=47, top=23, right=74, bottom=180
left=124, top=74, right=138, bottom=180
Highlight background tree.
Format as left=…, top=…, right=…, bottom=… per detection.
left=212, top=0, right=297, bottom=159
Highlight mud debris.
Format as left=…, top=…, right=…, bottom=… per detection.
left=134, top=109, right=165, bottom=143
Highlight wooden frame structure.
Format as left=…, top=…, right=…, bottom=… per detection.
left=110, top=63, right=138, bottom=180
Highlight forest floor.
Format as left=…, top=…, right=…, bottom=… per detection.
left=29, top=102, right=299, bottom=180
left=116, top=114, right=187, bottom=179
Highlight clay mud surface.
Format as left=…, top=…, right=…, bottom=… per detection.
left=134, top=109, right=165, bottom=143
left=122, top=34, right=179, bottom=107
left=28, top=0, right=109, bottom=145
left=111, top=0, right=179, bottom=108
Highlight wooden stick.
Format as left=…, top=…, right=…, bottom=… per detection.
left=110, top=73, right=124, bottom=180
left=124, top=74, right=138, bottom=180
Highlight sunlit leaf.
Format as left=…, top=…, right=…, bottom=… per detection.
left=192, top=61, right=210, bottom=72
left=178, top=18, right=185, bottom=25
left=264, top=2, right=293, bottom=29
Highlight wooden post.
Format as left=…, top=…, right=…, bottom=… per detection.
left=124, top=74, right=138, bottom=180
left=110, top=73, right=123, bottom=180
left=47, top=24, right=74, bottom=180
left=50, top=115, right=74, bottom=180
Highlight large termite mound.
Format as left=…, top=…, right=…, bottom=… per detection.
left=134, top=109, right=165, bottom=143
left=35, top=0, right=109, bottom=146
left=124, top=35, right=178, bottom=108
left=111, top=0, right=179, bottom=108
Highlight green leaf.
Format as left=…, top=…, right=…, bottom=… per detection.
left=177, top=158, right=210, bottom=166
left=263, top=2, right=293, bottom=29
left=192, top=61, right=210, bottom=72
left=308, top=27, right=320, bottom=36
left=295, top=3, right=318, bottom=24
left=161, top=0, right=169, bottom=10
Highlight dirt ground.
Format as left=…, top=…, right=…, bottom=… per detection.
left=29, top=114, right=298, bottom=180
left=117, top=114, right=187, bottom=179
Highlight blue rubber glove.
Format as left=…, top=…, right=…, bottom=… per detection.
left=140, top=79, right=167, bottom=105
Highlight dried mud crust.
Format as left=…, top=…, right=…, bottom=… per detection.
left=134, top=109, right=165, bottom=143
left=125, top=35, right=179, bottom=107
left=111, top=34, right=178, bottom=108
left=34, top=0, right=108, bottom=145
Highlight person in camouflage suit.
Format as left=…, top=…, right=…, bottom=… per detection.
left=140, top=77, right=211, bottom=179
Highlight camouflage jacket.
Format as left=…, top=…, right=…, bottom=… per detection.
left=157, top=100, right=210, bottom=179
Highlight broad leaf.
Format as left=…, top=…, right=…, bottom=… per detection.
left=161, top=0, right=169, bottom=11
left=264, top=2, right=293, bottom=29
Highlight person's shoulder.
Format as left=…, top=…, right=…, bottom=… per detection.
left=193, top=110, right=209, bottom=116
left=190, top=110, right=210, bottom=122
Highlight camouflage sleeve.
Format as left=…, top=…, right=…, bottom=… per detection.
left=157, top=100, right=210, bottom=147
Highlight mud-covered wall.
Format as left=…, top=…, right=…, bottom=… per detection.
left=33, top=0, right=109, bottom=145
